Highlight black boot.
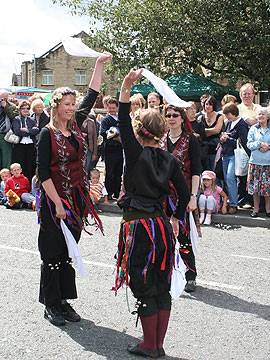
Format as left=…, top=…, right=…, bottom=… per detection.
left=44, top=306, right=66, bottom=326
left=61, top=301, right=81, bottom=322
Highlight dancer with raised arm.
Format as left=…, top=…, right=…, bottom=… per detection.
left=37, top=53, right=111, bottom=327
left=114, top=69, right=189, bottom=358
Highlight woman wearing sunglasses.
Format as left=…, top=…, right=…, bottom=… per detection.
left=12, top=100, right=39, bottom=182
left=161, top=104, right=201, bottom=293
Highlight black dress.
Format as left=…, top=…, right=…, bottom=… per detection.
left=114, top=102, right=189, bottom=316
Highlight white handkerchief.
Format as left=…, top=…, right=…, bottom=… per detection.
left=170, top=242, right=187, bottom=299
left=142, top=69, right=190, bottom=108
left=62, top=37, right=103, bottom=58
left=60, top=219, right=88, bottom=277
left=189, top=212, right=199, bottom=257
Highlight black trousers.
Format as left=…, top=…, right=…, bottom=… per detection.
left=38, top=192, right=82, bottom=308
left=104, top=148, right=123, bottom=198
left=39, top=257, right=77, bottom=307
left=178, top=231, right=197, bottom=281
left=12, top=143, right=36, bottom=182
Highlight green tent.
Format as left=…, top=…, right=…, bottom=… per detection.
left=43, top=92, right=53, bottom=106
left=132, top=72, right=238, bottom=101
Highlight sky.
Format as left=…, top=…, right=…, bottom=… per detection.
left=0, top=0, right=91, bottom=87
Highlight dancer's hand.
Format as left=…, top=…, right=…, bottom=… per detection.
left=170, top=215, right=179, bottom=238
left=122, top=68, right=143, bottom=88
left=97, top=52, right=112, bottom=63
left=55, top=202, right=66, bottom=219
left=187, top=196, right=197, bottom=212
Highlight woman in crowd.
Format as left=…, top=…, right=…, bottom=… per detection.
left=247, top=107, right=270, bottom=217
left=161, top=104, right=201, bottom=293
left=31, top=99, right=50, bottom=134
left=221, top=94, right=238, bottom=109
left=12, top=100, right=39, bottom=182
left=220, top=103, right=250, bottom=214
left=114, top=69, right=189, bottom=358
left=197, top=96, right=224, bottom=171
left=147, top=92, right=161, bottom=109
left=186, top=101, right=205, bottom=140
left=37, top=52, right=111, bottom=327
left=130, top=93, right=146, bottom=120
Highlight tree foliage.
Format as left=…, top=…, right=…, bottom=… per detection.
left=52, top=0, right=270, bottom=88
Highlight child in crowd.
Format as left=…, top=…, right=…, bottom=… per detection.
left=4, top=163, right=35, bottom=209
left=198, top=170, right=228, bottom=225
left=89, top=168, right=109, bottom=205
left=0, top=168, right=11, bottom=205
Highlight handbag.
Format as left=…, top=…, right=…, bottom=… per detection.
left=234, top=139, right=249, bottom=176
left=4, top=129, right=20, bottom=144
left=170, top=242, right=187, bottom=299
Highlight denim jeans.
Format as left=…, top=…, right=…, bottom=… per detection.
left=222, top=155, right=238, bottom=207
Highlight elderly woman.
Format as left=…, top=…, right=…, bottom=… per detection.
left=12, top=101, right=39, bottom=182
left=31, top=99, right=49, bottom=133
left=247, top=107, right=270, bottom=217
left=37, top=53, right=111, bottom=327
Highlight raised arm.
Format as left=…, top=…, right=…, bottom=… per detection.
left=76, top=53, right=112, bottom=128
left=118, top=69, right=144, bottom=167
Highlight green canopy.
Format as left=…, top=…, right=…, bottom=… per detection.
left=43, top=92, right=53, bottom=106
left=132, top=72, right=238, bottom=101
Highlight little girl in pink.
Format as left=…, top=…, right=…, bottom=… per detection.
left=198, top=170, right=228, bottom=225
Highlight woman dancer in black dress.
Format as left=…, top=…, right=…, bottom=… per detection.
left=114, top=69, right=189, bottom=358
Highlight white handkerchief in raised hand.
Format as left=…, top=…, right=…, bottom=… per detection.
left=62, top=37, right=103, bottom=58
left=142, top=69, right=190, bottom=108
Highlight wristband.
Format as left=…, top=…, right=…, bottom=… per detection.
left=191, top=193, right=197, bottom=197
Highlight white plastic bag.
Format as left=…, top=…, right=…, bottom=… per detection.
left=170, top=242, right=187, bottom=299
left=60, top=220, right=88, bottom=277
left=234, top=139, right=249, bottom=176
left=189, top=212, right=199, bottom=257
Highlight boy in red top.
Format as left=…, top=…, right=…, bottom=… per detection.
left=5, top=163, right=35, bottom=209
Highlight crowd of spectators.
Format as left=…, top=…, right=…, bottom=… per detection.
left=0, top=82, right=270, bottom=219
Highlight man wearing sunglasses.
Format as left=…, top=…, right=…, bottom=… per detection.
left=0, top=90, right=19, bottom=169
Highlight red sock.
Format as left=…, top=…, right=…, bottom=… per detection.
left=157, top=309, right=170, bottom=349
left=139, top=313, right=158, bottom=350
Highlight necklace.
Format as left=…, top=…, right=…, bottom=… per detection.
left=169, top=132, right=182, bottom=139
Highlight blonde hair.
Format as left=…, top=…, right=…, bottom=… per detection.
left=133, top=109, right=167, bottom=142
left=221, top=94, right=237, bottom=108
left=49, top=87, right=77, bottom=130
left=0, top=168, right=10, bottom=176
left=130, top=93, right=146, bottom=108
left=201, top=178, right=216, bottom=192
left=31, top=99, right=45, bottom=112
left=10, top=163, right=22, bottom=171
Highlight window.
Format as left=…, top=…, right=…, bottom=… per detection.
left=42, top=70, right=54, bottom=85
left=75, top=70, right=87, bottom=85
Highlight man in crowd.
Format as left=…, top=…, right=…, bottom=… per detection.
left=0, top=90, right=19, bottom=169
left=100, top=97, right=123, bottom=200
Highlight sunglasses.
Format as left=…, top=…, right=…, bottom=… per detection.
left=20, top=107, right=30, bottom=110
left=165, top=113, right=180, bottom=118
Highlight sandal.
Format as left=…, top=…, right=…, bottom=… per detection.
left=250, top=210, right=258, bottom=218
